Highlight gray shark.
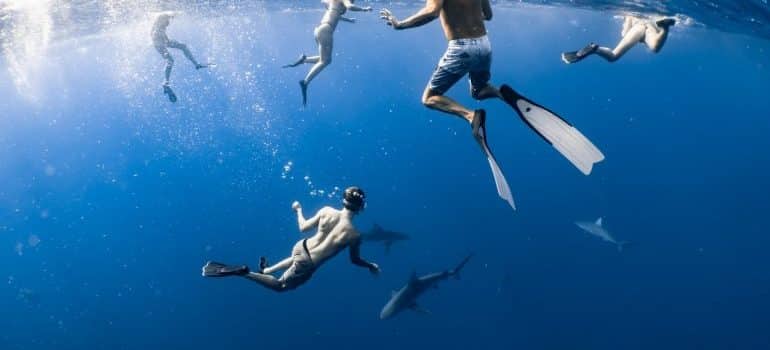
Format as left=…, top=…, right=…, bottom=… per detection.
left=361, top=224, right=410, bottom=254
left=379, top=255, right=472, bottom=320
left=575, top=217, right=629, bottom=252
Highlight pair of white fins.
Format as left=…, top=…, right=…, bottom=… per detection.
left=481, top=85, right=605, bottom=210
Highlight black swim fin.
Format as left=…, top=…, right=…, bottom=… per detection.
left=300, top=80, right=308, bottom=107
left=259, top=256, right=269, bottom=273
left=655, top=18, right=676, bottom=28
left=163, top=84, right=177, bottom=103
left=201, top=261, right=249, bottom=277
left=561, top=43, right=598, bottom=64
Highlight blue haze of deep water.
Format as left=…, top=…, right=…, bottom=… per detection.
left=1, top=1, right=770, bottom=349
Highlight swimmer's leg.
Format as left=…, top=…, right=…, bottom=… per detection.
left=594, top=23, right=646, bottom=62
left=422, top=86, right=475, bottom=124
left=303, top=56, right=320, bottom=64
left=261, top=256, right=293, bottom=275
left=158, top=47, right=174, bottom=85
left=168, top=40, right=210, bottom=69
left=282, top=54, right=309, bottom=68
left=644, top=18, right=675, bottom=53
left=243, top=272, right=288, bottom=292
left=300, top=25, right=333, bottom=106
left=471, top=81, right=502, bottom=101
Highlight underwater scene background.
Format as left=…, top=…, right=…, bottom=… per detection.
left=1, top=0, right=770, bottom=349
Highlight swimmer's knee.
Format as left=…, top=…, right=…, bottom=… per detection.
left=421, top=89, right=440, bottom=106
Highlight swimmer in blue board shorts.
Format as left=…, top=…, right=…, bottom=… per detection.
left=380, top=0, right=605, bottom=210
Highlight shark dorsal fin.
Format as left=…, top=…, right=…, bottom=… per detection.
left=595, top=217, right=603, bottom=226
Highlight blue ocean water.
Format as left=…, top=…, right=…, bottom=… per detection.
left=2, top=1, right=770, bottom=349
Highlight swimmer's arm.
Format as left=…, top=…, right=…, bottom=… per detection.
left=349, top=238, right=380, bottom=275
left=342, top=0, right=372, bottom=12
left=384, top=0, right=443, bottom=30
left=340, top=16, right=356, bottom=23
left=294, top=202, right=323, bottom=232
left=482, top=0, right=492, bottom=21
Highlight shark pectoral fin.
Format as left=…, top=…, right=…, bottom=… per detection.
left=409, top=303, right=431, bottom=315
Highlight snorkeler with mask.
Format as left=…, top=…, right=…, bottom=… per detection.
left=202, top=187, right=380, bottom=292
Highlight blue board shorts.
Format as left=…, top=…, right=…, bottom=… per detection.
left=427, top=35, right=492, bottom=96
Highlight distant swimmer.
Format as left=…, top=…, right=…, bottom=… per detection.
left=282, top=0, right=373, bottom=106
left=152, top=12, right=213, bottom=102
left=380, top=0, right=604, bottom=210
left=202, top=187, right=380, bottom=292
left=562, top=16, right=676, bottom=64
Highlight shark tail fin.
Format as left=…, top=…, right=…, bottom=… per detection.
left=450, top=254, right=473, bottom=279
left=617, top=241, right=630, bottom=252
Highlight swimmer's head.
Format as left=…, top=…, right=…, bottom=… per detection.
left=343, top=186, right=366, bottom=213
left=156, top=12, right=175, bottom=26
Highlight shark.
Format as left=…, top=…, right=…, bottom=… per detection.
left=379, top=254, right=472, bottom=320
left=575, top=217, right=629, bottom=252
left=361, top=224, right=410, bottom=254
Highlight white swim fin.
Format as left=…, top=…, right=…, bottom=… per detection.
left=500, top=85, right=604, bottom=175
left=472, top=110, right=516, bottom=211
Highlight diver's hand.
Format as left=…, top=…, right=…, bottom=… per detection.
left=292, top=201, right=301, bottom=211
left=369, top=263, right=381, bottom=276
left=379, top=9, right=400, bottom=29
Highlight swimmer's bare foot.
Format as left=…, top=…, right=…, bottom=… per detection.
left=300, top=80, right=308, bottom=107
left=655, top=18, right=676, bottom=28
left=283, top=55, right=306, bottom=68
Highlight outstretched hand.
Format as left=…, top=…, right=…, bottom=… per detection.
left=292, top=201, right=301, bottom=211
left=379, top=9, right=400, bottom=29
